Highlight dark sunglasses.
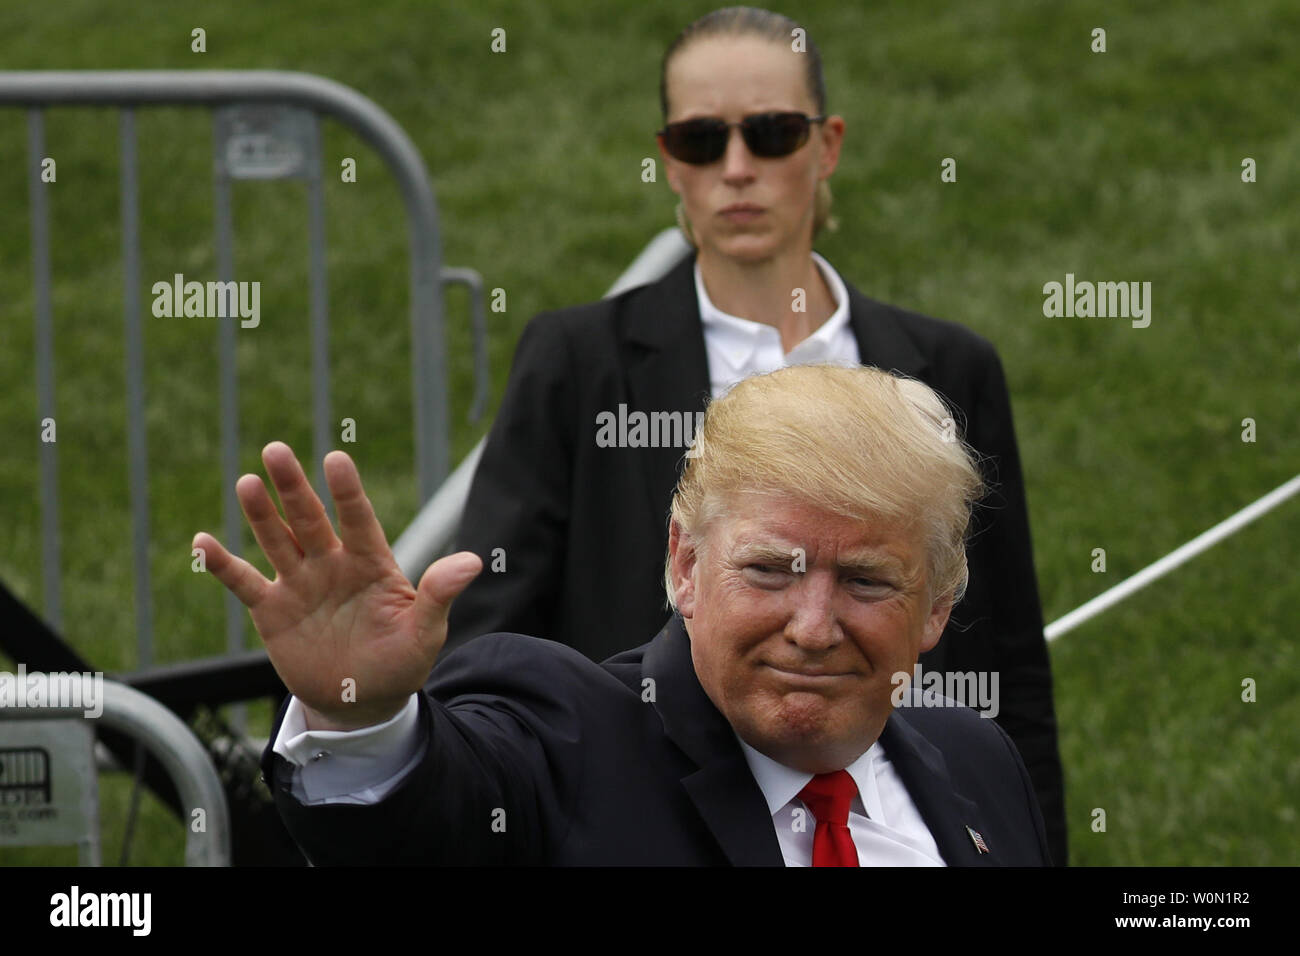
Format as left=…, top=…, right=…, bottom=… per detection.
left=658, top=111, right=826, bottom=164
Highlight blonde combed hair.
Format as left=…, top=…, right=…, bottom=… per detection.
left=665, top=364, right=985, bottom=610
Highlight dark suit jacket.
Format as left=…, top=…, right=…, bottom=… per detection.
left=447, top=251, right=1067, bottom=864
left=263, top=617, right=1051, bottom=865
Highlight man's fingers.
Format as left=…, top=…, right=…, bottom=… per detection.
left=323, top=450, right=390, bottom=557
left=412, top=552, right=483, bottom=646
left=262, top=442, right=337, bottom=556
left=236, top=473, right=305, bottom=575
left=193, top=531, right=270, bottom=608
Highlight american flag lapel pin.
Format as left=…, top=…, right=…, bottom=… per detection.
left=966, top=825, right=990, bottom=854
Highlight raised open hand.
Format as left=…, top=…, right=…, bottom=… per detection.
left=193, top=442, right=482, bottom=731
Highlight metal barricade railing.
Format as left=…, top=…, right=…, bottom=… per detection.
left=0, top=673, right=230, bottom=866
left=0, top=70, right=487, bottom=683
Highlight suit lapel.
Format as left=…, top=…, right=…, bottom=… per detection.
left=845, top=285, right=931, bottom=380
left=878, top=709, right=997, bottom=867
left=620, top=253, right=713, bottom=538
left=619, top=262, right=931, bottom=405
left=643, top=616, right=785, bottom=866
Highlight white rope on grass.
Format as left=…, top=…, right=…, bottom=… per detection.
left=1045, top=473, right=1300, bottom=642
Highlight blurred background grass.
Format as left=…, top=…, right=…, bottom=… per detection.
left=0, top=0, right=1296, bottom=865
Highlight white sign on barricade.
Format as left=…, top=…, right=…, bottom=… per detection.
left=0, top=718, right=99, bottom=864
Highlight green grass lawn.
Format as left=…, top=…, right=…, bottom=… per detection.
left=0, top=0, right=1296, bottom=866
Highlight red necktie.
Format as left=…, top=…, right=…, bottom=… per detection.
left=798, top=770, right=860, bottom=867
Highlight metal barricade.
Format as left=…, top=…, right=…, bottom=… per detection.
left=0, top=672, right=230, bottom=866
left=0, top=70, right=487, bottom=681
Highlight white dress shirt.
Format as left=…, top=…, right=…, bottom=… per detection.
left=273, top=694, right=422, bottom=805
left=736, top=737, right=947, bottom=866
left=696, top=251, right=861, bottom=398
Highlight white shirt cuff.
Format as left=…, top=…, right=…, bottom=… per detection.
left=271, top=694, right=423, bottom=805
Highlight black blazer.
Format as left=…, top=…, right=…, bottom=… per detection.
left=447, top=252, right=1067, bottom=864
left=263, top=617, right=1051, bottom=865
